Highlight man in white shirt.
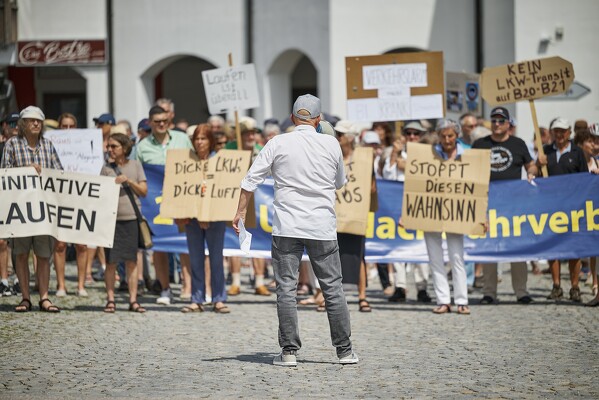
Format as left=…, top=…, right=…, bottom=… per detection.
left=233, top=94, right=358, bottom=367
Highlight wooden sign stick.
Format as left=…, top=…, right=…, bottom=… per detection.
left=228, top=52, right=242, bottom=148
left=529, top=99, right=548, bottom=177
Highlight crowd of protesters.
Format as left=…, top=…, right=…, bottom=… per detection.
left=1, top=99, right=598, bottom=314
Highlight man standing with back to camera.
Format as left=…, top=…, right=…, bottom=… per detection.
left=233, top=94, right=358, bottom=366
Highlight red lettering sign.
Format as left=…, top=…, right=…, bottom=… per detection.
left=17, top=40, right=107, bottom=66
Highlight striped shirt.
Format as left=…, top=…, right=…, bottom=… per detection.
left=0, top=135, right=63, bottom=169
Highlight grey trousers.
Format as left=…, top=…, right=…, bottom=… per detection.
left=271, top=236, right=353, bottom=358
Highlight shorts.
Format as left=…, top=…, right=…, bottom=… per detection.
left=9, top=235, right=55, bottom=258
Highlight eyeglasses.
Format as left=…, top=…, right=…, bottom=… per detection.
left=107, top=144, right=121, bottom=149
left=217, top=141, right=228, bottom=145
left=152, top=119, right=168, bottom=125
left=491, top=118, right=507, bottom=125
left=404, top=130, right=422, bottom=137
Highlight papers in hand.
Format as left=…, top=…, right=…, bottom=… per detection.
left=238, top=218, right=252, bottom=255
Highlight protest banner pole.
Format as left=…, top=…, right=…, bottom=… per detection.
left=228, top=53, right=242, bottom=148
left=529, top=100, right=548, bottom=177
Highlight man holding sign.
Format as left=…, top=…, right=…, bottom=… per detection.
left=233, top=94, right=358, bottom=366
left=1, top=106, right=63, bottom=312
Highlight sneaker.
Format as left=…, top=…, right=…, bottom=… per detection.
left=13, top=281, right=21, bottom=294
left=417, top=290, right=432, bottom=303
left=479, top=295, right=497, bottom=305
left=92, top=269, right=105, bottom=282
left=273, top=351, right=297, bottom=367
left=156, top=288, right=173, bottom=305
left=388, top=287, right=406, bottom=303
left=569, top=287, right=581, bottom=303
left=517, top=295, right=534, bottom=304
left=339, top=352, right=359, bottom=365
left=0, top=282, right=14, bottom=297
left=55, top=289, right=67, bottom=298
left=547, top=285, right=563, bottom=300
left=255, top=285, right=271, bottom=296
left=76, top=289, right=89, bottom=297
left=227, top=285, right=241, bottom=296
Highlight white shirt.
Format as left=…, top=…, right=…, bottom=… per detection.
left=240, top=124, right=345, bottom=240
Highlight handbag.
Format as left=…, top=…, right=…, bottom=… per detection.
left=111, top=163, right=154, bottom=249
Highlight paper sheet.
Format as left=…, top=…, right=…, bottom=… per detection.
left=238, top=218, right=252, bottom=254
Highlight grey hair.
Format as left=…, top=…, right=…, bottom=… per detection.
left=155, top=98, right=174, bottom=113
left=208, top=115, right=225, bottom=125
left=263, top=123, right=281, bottom=136
left=435, top=118, right=461, bottom=135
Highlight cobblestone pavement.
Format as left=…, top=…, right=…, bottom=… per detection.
left=0, top=262, right=598, bottom=399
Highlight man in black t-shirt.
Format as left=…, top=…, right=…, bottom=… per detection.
left=536, top=117, right=588, bottom=302
left=472, top=107, right=538, bottom=304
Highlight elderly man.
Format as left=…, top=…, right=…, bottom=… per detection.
left=459, top=113, right=478, bottom=148
left=233, top=94, right=358, bottom=366
left=1, top=106, right=63, bottom=312
left=473, top=106, right=538, bottom=305
left=538, top=117, right=588, bottom=301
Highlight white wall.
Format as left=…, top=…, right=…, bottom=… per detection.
left=514, top=0, right=599, bottom=140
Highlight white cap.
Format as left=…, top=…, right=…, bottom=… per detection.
left=20, top=106, right=45, bottom=121
left=362, top=131, right=381, bottom=145
left=550, top=117, right=570, bottom=130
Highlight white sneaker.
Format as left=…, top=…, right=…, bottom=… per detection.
left=76, top=289, right=88, bottom=297
left=156, top=288, right=173, bottom=305
left=339, top=352, right=359, bottom=365
left=273, top=351, right=297, bottom=367
left=55, top=289, right=67, bottom=298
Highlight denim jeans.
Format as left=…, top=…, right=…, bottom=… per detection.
left=185, top=220, right=227, bottom=304
left=271, top=236, right=353, bottom=358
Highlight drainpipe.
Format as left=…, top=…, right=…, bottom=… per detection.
left=475, top=0, right=483, bottom=73
left=245, top=0, right=253, bottom=117
left=106, top=0, right=114, bottom=114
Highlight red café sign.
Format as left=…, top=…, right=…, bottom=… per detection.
left=17, top=40, right=107, bottom=66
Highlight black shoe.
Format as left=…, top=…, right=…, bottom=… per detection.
left=92, top=269, right=105, bottom=282
left=13, top=281, right=21, bottom=294
left=150, top=279, right=162, bottom=295
left=117, top=281, right=129, bottom=292
left=137, top=280, right=145, bottom=295
left=417, top=289, right=432, bottom=303
left=0, top=282, right=14, bottom=297
left=388, top=287, right=406, bottom=303
left=569, top=287, right=582, bottom=303
left=517, top=295, right=534, bottom=304
left=226, top=272, right=232, bottom=285
left=479, top=295, right=497, bottom=305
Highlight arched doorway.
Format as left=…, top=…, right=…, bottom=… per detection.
left=265, top=50, right=317, bottom=122
left=141, top=55, right=218, bottom=125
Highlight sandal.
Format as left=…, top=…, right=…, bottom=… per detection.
left=358, top=298, right=372, bottom=313
left=15, top=298, right=32, bottom=313
left=457, top=305, right=471, bottom=315
left=181, top=303, right=204, bottom=313
left=104, top=300, right=116, bottom=313
left=128, top=302, right=146, bottom=313
left=213, top=303, right=231, bottom=314
left=432, top=304, right=451, bottom=314
left=39, top=298, right=60, bottom=313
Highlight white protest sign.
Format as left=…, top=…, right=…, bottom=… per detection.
left=45, top=129, right=104, bottom=175
left=202, top=63, right=260, bottom=115
left=0, top=167, right=119, bottom=247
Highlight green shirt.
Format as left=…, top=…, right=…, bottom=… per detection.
left=224, top=141, right=263, bottom=163
left=134, top=130, right=193, bottom=165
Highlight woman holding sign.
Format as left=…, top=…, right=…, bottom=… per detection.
left=178, top=124, right=229, bottom=314
left=101, top=133, right=148, bottom=313
left=422, top=119, right=470, bottom=315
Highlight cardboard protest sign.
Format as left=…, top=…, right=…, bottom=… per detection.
left=481, top=56, right=574, bottom=105
left=335, top=147, right=373, bottom=235
left=202, top=63, right=260, bottom=115
left=0, top=167, right=119, bottom=247
left=446, top=71, right=481, bottom=118
left=401, top=143, right=490, bottom=235
left=345, top=52, right=445, bottom=122
left=45, top=129, right=104, bottom=175
left=160, top=149, right=251, bottom=221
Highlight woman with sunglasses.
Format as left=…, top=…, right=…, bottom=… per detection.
left=100, top=133, right=148, bottom=313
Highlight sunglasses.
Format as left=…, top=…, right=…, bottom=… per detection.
left=152, top=119, right=168, bottom=125
left=404, top=130, right=422, bottom=137
left=491, top=118, right=507, bottom=125
left=107, top=144, right=121, bottom=149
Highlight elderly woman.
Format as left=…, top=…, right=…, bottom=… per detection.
left=179, top=124, right=229, bottom=313
left=101, top=133, right=148, bottom=313
left=423, top=119, right=470, bottom=314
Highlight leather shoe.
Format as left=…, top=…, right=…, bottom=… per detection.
left=255, top=285, right=271, bottom=296
left=227, top=285, right=241, bottom=296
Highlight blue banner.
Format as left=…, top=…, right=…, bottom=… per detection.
left=140, top=164, right=599, bottom=263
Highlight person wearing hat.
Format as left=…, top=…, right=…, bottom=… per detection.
left=1, top=106, right=63, bottom=312
left=382, top=120, right=433, bottom=304
left=233, top=94, right=358, bottom=366
left=472, top=106, right=538, bottom=305
left=93, top=112, right=116, bottom=153
left=537, top=117, right=588, bottom=302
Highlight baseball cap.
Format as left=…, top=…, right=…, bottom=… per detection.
left=137, top=118, right=151, bottom=132
left=550, top=117, right=570, bottom=130
left=362, top=131, right=381, bottom=145
left=403, top=121, right=427, bottom=133
left=334, top=120, right=358, bottom=136
left=20, top=106, right=45, bottom=121
left=292, top=94, right=321, bottom=120
left=93, top=113, right=116, bottom=125
left=318, top=120, right=335, bottom=137
left=490, top=107, right=510, bottom=120
left=5, top=112, right=20, bottom=123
